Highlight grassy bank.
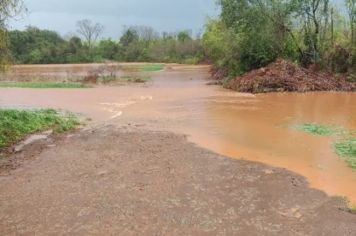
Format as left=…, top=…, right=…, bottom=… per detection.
left=0, top=82, right=89, bottom=88
left=0, top=109, right=79, bottom=150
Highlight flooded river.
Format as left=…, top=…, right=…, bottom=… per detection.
left=1, top=64, right=356, bottom=202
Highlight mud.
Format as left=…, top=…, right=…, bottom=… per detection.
left=1, top=64, right=356, bottom=234
left=0, top=125, right=355, bottom=235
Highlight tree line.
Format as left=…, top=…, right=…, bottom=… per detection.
left=1, top=0, right=355, bottom=77
left=7, top=21, right=203, bottom=65
left=203, top=0, right=355, bottom=76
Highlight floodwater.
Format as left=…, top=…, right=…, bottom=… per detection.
left=1, top=64, right=356, bottom=202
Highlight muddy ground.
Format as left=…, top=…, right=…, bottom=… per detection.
left=0, top=123, right=355, bottom=235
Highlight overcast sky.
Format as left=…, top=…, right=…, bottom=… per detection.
left=9, top=0, right=219, bottom=38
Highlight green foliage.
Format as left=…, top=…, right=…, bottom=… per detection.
left=135, top=64, right=164, bottom=71
left=0, top=29, right=9, bottom=72
left=204, top=0, right=355, bottom=77
left=335, top=138, right=356, bottom=168
left=97, top=39, right=119, bottom=60
left=294, top=123, right=346, bottom=136
left=0, top=109, right=79, bottom=149
left=8, top=27, right=68, bottom=64
left=6, top=26, right=203, bottom=65
left=293, top=122, right=356, bottom=168
left=0, top=82, right=89, bottom=88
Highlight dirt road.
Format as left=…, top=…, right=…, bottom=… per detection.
left=0, top=124, right=355, bottom=235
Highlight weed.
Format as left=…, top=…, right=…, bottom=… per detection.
left=334, top=138, right=356, bottom=168
left=124, top=64, right=164, bottom=72
left=293, top=123, right=346, bottom=136
left=120, top=75, right=151, bottom=82
left=0, top=109, right=79, bottom=149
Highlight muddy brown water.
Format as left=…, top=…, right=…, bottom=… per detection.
left=1, top=64, right=356, bottom=203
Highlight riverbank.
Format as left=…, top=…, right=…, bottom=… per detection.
left=223, top=59, right=355, bottom=93
left=0, top=125, right=355, bottom=235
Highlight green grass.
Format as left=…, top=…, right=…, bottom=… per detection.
left=335, top=138, right=356, bottom=168
left=293, top=122, right=356, bottom=169
left=124, top=64, right=164, bottom=72
left=294, top=123, right=346, bottom=136
left=0, top=109, right=79, bottom=149
left=0, top=82, right=89, bottom=88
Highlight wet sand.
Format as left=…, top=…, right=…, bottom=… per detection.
left=0, top=64, right=355, bottom=203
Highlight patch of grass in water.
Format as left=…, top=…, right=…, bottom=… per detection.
left=334, top=138, right=356, bottom=168
left=0, top=82, right=89, bottom=88
left=294, top=123, right=346, bottom=136
left=120, top=75, right=151, bottom=82
left=124, top=64, right=164, bottom=72
left=0, top=109, right=79, bottom=150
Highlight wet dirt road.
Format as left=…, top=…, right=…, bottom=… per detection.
left=1, top=125, right=356, bottom=235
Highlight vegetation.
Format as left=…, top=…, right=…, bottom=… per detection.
left=0, top=82, right=89, bottom=88
left=294, top=122, right=356, bottom=169
left=0, top=0, right=25, bottom=71
left=335, top=138, right=356, bottom=168
left=203, top=0, right=355, bottom=77
left=0, top=109, right=79, bottom=149
left=123, top=64, right=164, bottom=72
left=294, top=123, right=346, bottom=136
left=6, top=26, right=203, bottom=65
left=120, top=75, right=151, bottom=81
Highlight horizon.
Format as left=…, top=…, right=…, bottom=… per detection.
left=9, top=0, right=219, bottom=38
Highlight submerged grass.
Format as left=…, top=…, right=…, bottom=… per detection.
left=124, top=64, right=164, bottom=72
left=294, top=123, right=346, bottom=136
left=0, top=82, right=89, bottom=88
left=0, top=109, right=79, bottom=150
left=120, top=75, right=151, bottom=81
left=293, top=122, right=356, bottom=169
left=335, top=138, right=356, bottom=168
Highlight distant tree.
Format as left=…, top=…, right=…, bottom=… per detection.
left=0, top=0, right=25, bottom=71
left=120, top=28, right=139, bottom=47
left=129, top=25, right=159, bottom=41
left=9, top=27, right=66, bottom=64
left=67, top=36, right=83, bottom=54
left=97, top=39, right=118, bottom=60
left=178, top=31, right=192, bottom=42
left=0, top=0, right=25, bottom=27
left=76, top=19, right=104, bottom=58
left=346, top=0, right=356, bottom=47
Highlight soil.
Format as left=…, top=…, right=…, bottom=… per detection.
left=225, top=59, right=356, bottom=93
left=0, top=124, right=355, bottom=235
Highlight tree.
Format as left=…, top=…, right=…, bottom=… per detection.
left=76, top=19, right=104, bottom=57
left=97, top=39, right=118, bottom=60
left=346, top=0, right=355, bottom=47
left=178, top=31, right=192, bottom=42
left=120, top=28, right=139, bottom=47
left=0, top=0, right=25, bottom=71
left=0, top=0, right=25, bottom=27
